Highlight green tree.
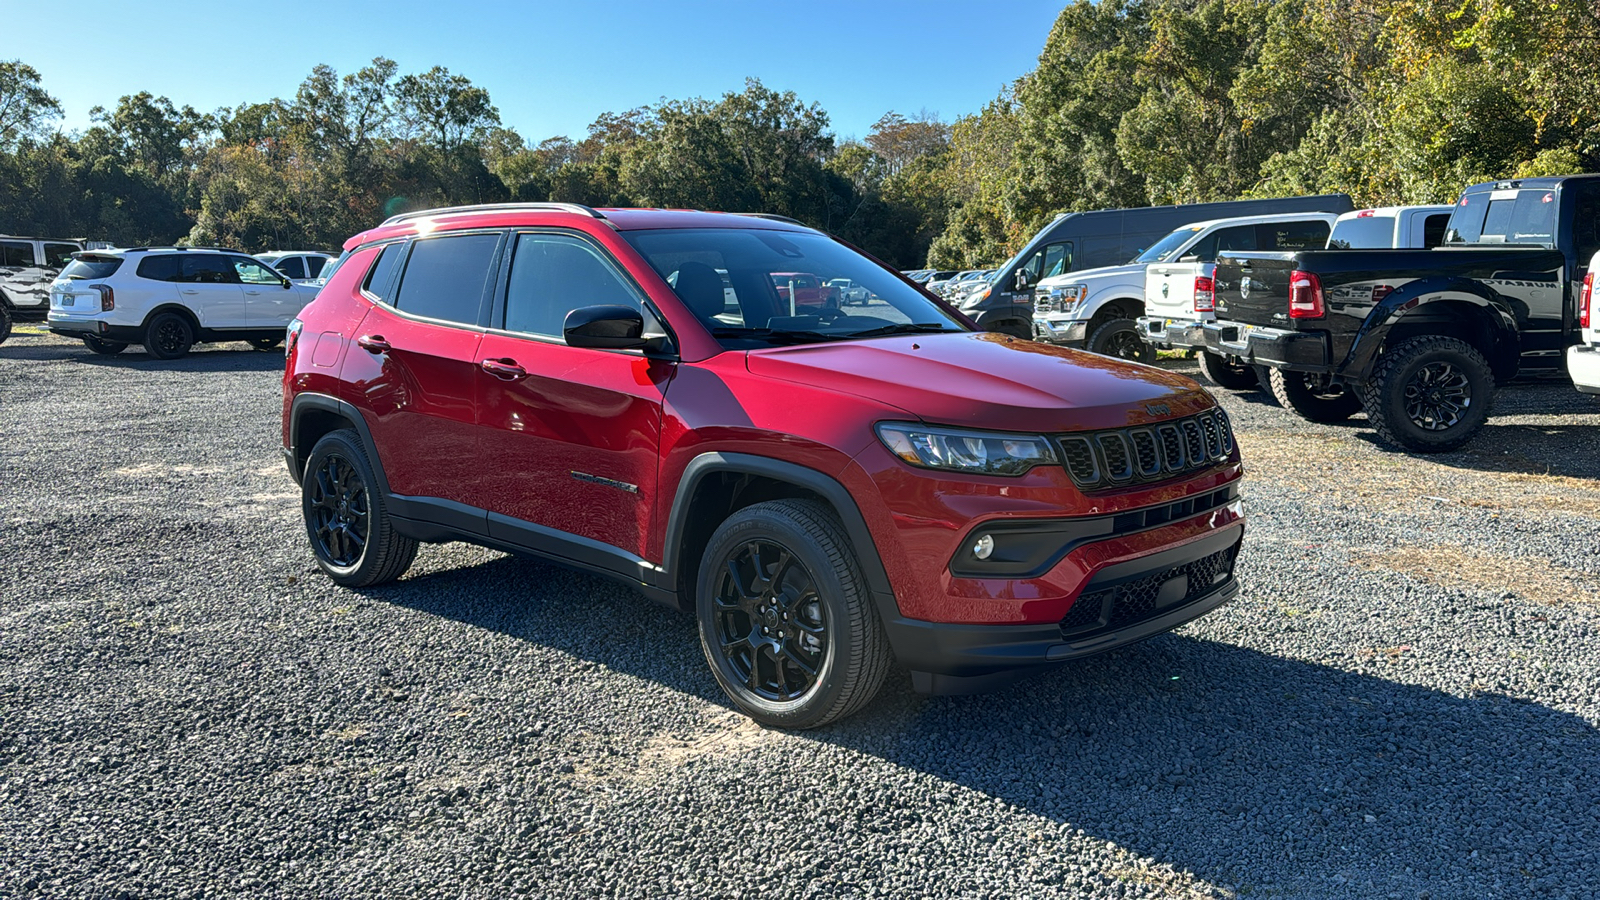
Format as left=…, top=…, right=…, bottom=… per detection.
left=0, top=60, right=62, bottom=148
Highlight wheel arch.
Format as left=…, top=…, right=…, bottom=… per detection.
left=1345, top=280, right=1520, bottom=383
left=661, top=452, right=894, bottom=614
left=141, top=303, right=204, bottom=335
left=287, top=392, right=389, bottom=495
left=1087, top=295, right=1146, bottom=328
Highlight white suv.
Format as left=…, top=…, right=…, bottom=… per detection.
left=46, top=247, right=319, bottom=358
left=256, top=251, right=336, bottom=284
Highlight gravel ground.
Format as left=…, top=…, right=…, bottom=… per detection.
left=2, top=328, right=1598, bottom=899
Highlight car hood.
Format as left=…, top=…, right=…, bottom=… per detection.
left=744, top=332, right=1215, bottom=432
left=1037, top=263, right=1147, bottom=292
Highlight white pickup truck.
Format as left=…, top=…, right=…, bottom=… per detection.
left=1138, top=205, right=1453, bottom=390
left=1570, top=248, right=1600, bottom=395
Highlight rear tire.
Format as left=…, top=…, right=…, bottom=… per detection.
left=144, top=312, right=194, bottom=360
left=0, top=305, right=12, bottom=345
left=696, top=499, right=891, bottom=729
left=82, top=335, right=128, bottom=355
left=249, top=336, right=282, bottom=351
left=1087, top=318, right=1156, bottom=364
left=1357, top=335, right=1494, bottom=453
left=1268, top=368, right=1363, bottom=422
left=301, top=429, right=417, bottom=587
left=1197, top=351, right=1259, bottom=390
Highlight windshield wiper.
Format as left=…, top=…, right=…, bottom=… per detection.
left=710, top=327, right=839, bottom=345
left=842, top=322, right=960, bottom=339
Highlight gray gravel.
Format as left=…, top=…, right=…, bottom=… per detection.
left=2, top=329, right=1598, bottom=899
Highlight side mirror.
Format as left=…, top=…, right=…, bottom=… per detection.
left=1013, top=269, right=1032, bottom=292
left=564, top=304, right=647, bottom=350
left=282, top=278, right=293, bottom=289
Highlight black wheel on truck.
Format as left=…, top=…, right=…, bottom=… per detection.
left=82, top=335, right=128, bottom=355
left=0, top=304, right=12, bottom=346
left=1357, top=335, right=1494, bottom=453
left=1197, top=351, right=1259, bottom=390
left=696, top=499, right=892, bottom=729
left=1268, top=368, right=1363, bottom=422
left=1253, top=366, right=1277, bottom=401
left=1087, top=318, right=1156, bottom=364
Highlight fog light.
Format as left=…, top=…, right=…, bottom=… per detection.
left=972, top=534, right=994, bottom=560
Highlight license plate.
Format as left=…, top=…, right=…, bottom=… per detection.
left=58, top=295, right=73, bottom=307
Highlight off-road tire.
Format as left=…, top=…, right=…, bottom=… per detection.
left=82, top=335, right=128, bottom=355
left=1357, top=335, right=1494, bottom=453
left=143, top=312, right=194, bottom=360
left=696, top=499, right=892, bottom=729
left=1197, top=351, right=1259, bottom=390
left=1087, top=318, right=1156, bottom=364
left=301, top=429, right=417, bottom=587
left=0, top=305, right=12, bottom=346
left=1268, top=368, right=1363, bottom=423
left=249, top=336, right=283, bottom=351
left=1253, top=366, right=1278, bottom=402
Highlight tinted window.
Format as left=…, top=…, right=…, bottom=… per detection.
left=1259, top=220, right=1329, bottom=251
left=234, top=257, right=284, bottom=285
left=504, top=233, right=641, bottom=337
left=180, top=255, right=239, bottom=284
left=392, top=233, right=500, bottom=325
left=61, top=256, right=123, bottom=280
left=1448, top=189, right=1556, bottom=245
left=136, top=255, right=183, bottom=282
left=0, top=241, right=32, bottom=267
left=363, top=243, right=404, bottom=301
left=305, top=256, right=327, bottom=278
left=42, top=243, right=79, bottom=268
left=1422, top=214, right=1450, bottom=249
left=275, top=256, right=306, bottom=279
left=1328, top=215, right=1397, bottom=249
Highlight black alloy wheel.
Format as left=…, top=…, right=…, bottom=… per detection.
left=711, top=538, right=829, bottom=703
left=144, top=312, right=194, bottom=360
left=1403, top=361, right=1472, bottom=431
left=1087, top=318, right=1156, bottom=364
left=306, top=453, right=370, bottom=568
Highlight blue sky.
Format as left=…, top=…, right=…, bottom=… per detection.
left=25, top=0, right=1063, bottom=142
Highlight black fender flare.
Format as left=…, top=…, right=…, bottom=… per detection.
left=140, top=303, right=204, bottom=335
left=660, top=451, right=895, bottom=603
left=285, top=392, right=389, bottom=495
left=1342, top=276, right=1520, bottom=381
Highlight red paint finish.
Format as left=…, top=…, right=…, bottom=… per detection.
left=288, top=204, right=1247, bottom=636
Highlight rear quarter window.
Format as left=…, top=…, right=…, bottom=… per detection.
left=61, top=256, right=124, bottom=280
left=135, top=255, right=182, bottom=282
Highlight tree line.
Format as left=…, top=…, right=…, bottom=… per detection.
left=3, top=0, right=1597, bottom=269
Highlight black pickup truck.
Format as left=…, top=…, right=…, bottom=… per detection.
left=1201, top=175, right=1598, bottom=452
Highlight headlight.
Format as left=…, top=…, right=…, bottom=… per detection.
left=960, top=286, right=991, bottom=309
left=875, top=422, right=1057, bottom=476
left=1049, top=284, right=1089, bottom=316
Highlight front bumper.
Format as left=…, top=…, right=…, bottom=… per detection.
left=1032, top=317, right=1088, bottom=345
left=1569, top=343, right=1600, bottom=394
left=1200, top=320, right=1331, bottom=372
left=1136, top=316, right=1206, bottom=350
left=884, top=523, right=1244, bottom=693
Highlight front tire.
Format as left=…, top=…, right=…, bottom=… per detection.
left=82, top=335, right=128, bottom=355
left=144, top=312, right=194, bottom=360
left=0, top=305, right=12, bottom=345
left=1197, top=351, right=1259, bottom=389
left=249, top=336, right=282, bottom=351
left=301, top=429, right=417, bottom=587
left=1268, top=368, right=1363, bottom=422
left=1087, top=318, right=1156, bottom=364
left=696, top=499, right=891, bottom=729
left=1358, top=335, right=1494, bottom=453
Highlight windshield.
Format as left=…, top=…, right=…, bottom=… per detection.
left=622, top=228, right=967, bottom=348
left=59, top=256, right=123, bottom=280
left=1445, top=189, right=1557, bottom=246
left=1132, top=226, right=1204, bottom=264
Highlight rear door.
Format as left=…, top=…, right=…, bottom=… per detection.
left=342, top=232, right=502, bottom=510
left=474, top=230, right=669, bottom=564
left=177, top=255, right=246, bottom=326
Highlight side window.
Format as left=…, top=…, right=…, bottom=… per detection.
left=363, top=243, right=405, bottom=302
left=43, top=243, right=79, bottom=268
left=391, top=232, right=500, bottom=325
left=0, top=241, right=33, bottom=267
left=1214, top=225, right=1259, bottom=256
left=180, top=255, right=240, bottom=284
left=504, top=233, right=642, bottom=339
left=1260, top=220, right=1329, bottom=251
left=1040, top=242, right=1074, bottom=279
left=305, top=256, right=327, bottom=278
left=1422, top=214, right=1451, bottom=249
left=275, top=257, right=306, bottom=280
left=1569, top=183, right=1600, bottom=265
left=135, top=255, right=183, bottom=282
left=234, top=257, right=284, bottom=285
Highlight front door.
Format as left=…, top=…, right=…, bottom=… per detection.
left=474, top=230, right=671, bottom=565
left=177, top=255, right=246, bottom=327
left=233, top=255, right=296, bottom=327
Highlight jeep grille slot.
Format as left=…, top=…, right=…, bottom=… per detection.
left=1056, top=410, right=1235, bottom=490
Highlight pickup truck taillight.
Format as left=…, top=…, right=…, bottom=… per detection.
left=1582, top=272, right=1593, bottom=329
left=1193, top=275, right=1215, bottom=312
left=1288, top=270, right=1324, bottom=319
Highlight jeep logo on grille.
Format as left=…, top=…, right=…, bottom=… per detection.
left=1145, top=403, right=1172, bottom=416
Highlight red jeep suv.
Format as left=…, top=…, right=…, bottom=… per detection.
left=281, top=203, right=1245, bottom=728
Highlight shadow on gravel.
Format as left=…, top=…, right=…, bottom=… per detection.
left=1352, top=422, right=1600, bottom=481
left=377, top=553, right=1599, bottom=895
left=2, top=338, right=285, bottom=373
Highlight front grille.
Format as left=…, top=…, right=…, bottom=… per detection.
left=1056, top=409, right=1235, bottom=491
left=1060, top=543, right=1239, bottom=638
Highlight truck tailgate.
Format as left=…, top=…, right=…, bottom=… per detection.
left=1214, top=252, right=1296, bottom=327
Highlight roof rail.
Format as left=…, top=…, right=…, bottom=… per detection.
left=739, top=213, right=807, bottom=227
left=123, top=246, right=247, bottom=254
left=380, top=202, right=606, bottom=226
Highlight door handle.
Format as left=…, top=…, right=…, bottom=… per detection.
left=181, top=289, right=200, bottom=295
left=480, top=358, right=527, bottom=380
left=357, top=334, right=391, bottom=354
